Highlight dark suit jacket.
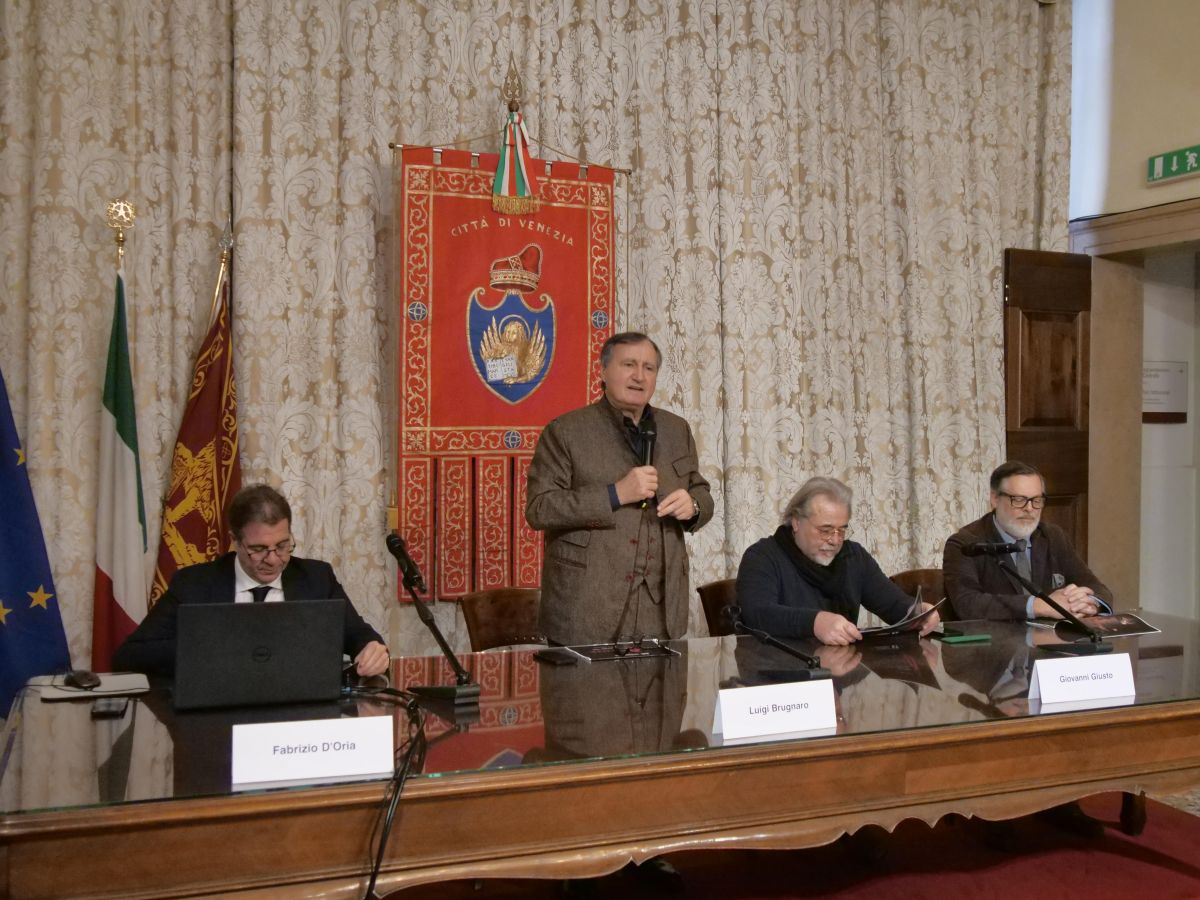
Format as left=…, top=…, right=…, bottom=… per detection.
left=526, top=397, right=713, bottom=645
left=111, top=553, right=383, bottom=676
left=942, top=512, right=1112, bottom=620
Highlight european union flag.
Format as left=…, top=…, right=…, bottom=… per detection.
left=0, top=365, right=70, bottom=716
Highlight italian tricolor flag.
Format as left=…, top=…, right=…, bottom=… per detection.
left=91, top=264, right=147, bottom=671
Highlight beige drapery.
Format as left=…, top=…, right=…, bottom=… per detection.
left=0, top=0, right=1069, bottom=661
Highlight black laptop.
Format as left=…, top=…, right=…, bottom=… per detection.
left=173, top=599, right=346, bottom=710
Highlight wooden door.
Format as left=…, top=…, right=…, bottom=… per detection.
left=1003, top=248, right=1092, bottom=557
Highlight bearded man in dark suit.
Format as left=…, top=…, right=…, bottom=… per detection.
left=113, top=484, right=388, bottom=677
left=943, top=460, right=1112, bottom=621
left=526, top=332, right=713, bottom=646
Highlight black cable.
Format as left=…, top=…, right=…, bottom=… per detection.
left=343, top=685, right=418, bottom=704
left=611, top=502, right=654, bottom=641
left=363, top=701, right=427, bottom=899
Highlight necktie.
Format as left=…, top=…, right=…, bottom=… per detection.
left=1013, top=540, right=1032, bottom=582
left=250, top=585, right=271, bottom=603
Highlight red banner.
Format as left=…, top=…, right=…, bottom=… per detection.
left=397, top=147, right=615, bottom=599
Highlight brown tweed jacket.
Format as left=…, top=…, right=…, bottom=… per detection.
left=526, top=397, right=713, bottom=645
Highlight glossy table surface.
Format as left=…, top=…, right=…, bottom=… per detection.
left=2, top=613, right=1199, bottom=899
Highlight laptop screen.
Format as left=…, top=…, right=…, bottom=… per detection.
left=174, top=600, right=346, bottom=710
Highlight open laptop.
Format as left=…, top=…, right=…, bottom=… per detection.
left=174, top=599, right=346, bottom=710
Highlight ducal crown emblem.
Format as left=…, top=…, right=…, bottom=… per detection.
left=489, top=244, right=541, bottom=294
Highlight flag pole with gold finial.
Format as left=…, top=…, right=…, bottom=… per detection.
left=208, top=217, right=234, bottom=324
left=105, top=199, right=136, bottom=263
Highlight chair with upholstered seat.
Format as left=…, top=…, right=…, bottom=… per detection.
left=458, top=588, right=545, bottom=652
left=888, top=567, right=954, bottom=621
left=695, top=578, right=738, bottom=637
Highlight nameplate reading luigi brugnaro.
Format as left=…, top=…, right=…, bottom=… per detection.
left=231, top=716, right=394, bottom=789
left=713, top=680, right=837, bottom=745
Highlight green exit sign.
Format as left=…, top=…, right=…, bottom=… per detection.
left=1148, top=145, right=1200, bottom=183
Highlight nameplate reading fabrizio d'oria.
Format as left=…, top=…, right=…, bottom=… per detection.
left=231, top=716, right=394, bottom=789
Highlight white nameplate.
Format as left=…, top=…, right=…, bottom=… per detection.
left=232, top=716, right=394, bottom=789
left=1028, top=652, right=1135, bottom=707
left=712, top=679, right=836, bottom=745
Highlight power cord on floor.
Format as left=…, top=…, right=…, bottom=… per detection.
left=363, top=698, right=427, bottom=899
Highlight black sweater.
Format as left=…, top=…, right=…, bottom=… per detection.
left=735, top=536, right=912, bottom=638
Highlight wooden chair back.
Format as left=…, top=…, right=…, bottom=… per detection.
left=696, top=578, right=738, bottom=637
left=459, top=588, right=545, bottom=652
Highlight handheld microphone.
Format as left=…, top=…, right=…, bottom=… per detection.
left=961, top=539, right=1026, bottom=557
left=386, top=532, right=427, bottom=593
left=640, top=419, right=656, bottom=467
left=639, top=419, right=657, bottom=508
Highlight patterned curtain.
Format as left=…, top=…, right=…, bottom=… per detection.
left=0, top=0, right=1070, bottom=660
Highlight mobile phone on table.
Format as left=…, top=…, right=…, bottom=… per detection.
left=90, top=696, right=130, bottom=719
left=533, top=647, right=580, bottom=666
left=932, top=629, right=991, bottom=644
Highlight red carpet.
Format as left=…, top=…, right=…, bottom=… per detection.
left=391, top=793, right=1200, bottom=898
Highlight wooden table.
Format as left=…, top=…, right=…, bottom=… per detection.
left=3, top=618, right=1199, bottom=899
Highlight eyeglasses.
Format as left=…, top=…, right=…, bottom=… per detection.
left=809, top=524, right=850, bottom=540
left=997, top=492, right=1046, bottom=510
left=243, top=538, right=295, bottom=562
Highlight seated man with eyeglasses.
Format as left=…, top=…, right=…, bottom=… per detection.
left=736, top=477, right=941, bottom=645
left=113, top=484, right=389, bottom=677
left=943, top=460, right=1112, bottom=621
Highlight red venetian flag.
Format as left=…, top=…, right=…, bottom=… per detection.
left=150, top=256, right=241, bottom=604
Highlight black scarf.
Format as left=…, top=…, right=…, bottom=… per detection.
left=771, top=524, right=855, bottom=619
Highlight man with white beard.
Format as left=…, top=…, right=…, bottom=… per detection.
left=943, top=461, right=1112, bottom=621
left=736, top=476, right=940, bottom=644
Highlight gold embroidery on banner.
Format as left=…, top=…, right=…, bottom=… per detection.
left=478, top=315, right=547, bottom=384
left=160, top=441, right=222, bottom=569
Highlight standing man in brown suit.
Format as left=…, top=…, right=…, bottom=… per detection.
left=526, top=332, right=713, bottom=645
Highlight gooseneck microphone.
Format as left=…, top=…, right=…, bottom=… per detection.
left=722, top=605, right=831, bottom=679
left=986, top=545, right=1111, bottom=654
left=961, top=540, right=1026, bottom=557
left=386, top=532, right=427, bottom=593
left=385, top=532, right=480, bottom=704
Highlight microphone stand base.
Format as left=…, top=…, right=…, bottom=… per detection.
left=415, top=696, right=482, bottom=727
left=1045, top=640, right=1113, bottom=656
left=408, top=682, right=482, bottom=705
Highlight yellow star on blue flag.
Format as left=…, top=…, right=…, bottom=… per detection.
left=28, top=585, right=53, bottom=609
left=0, top=365, right=70, bottom=715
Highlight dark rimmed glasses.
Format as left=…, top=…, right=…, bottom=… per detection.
left=243, top=538, right=296, bottom=562
left=997, top=492, right=1046, bottom=510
